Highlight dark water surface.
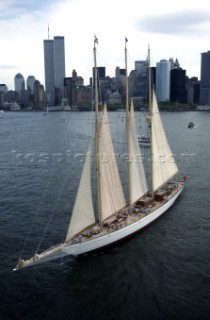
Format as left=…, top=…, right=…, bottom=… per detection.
left=0, top=111, right=210, bottom=320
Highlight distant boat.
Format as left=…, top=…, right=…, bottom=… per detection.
left=188, top=121, right=194, bottom=128
left=43, top=105, right=49, bottom=115
left=138, top=135, right=150, bottom=147
left=0, top=110, right=4, bottom=118
left=13, top=39, right=184, bottom=271
left=60, top=111, right=65, bottom=122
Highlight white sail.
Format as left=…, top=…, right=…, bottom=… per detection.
left=66, top=142, right=95, bottom=241
left=128, top=100, right=148, bottom=204
left=99, top=103, right=126, bottom=221
left=151, top=90, right=178, bottom=191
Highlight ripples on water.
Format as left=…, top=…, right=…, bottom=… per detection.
left=0, top=111, right=210, bottom=320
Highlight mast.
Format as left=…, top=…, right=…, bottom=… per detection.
left=125, top=37, right=131, bottom=209
left=94, top=35, right=102, bottom=227
left=148, top=44, right=152, bottom=116
left=147, top=44, right=154, bottom=196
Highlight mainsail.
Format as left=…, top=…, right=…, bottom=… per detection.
left=66, top=142, right=95, bottom=241
left=128, top=100, right=148, bottom=204
left=99, top=103, right=126, bottom=221
left=151, top=90, right=178, bottom=191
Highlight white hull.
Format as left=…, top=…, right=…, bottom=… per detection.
left=14, top=183, right=183, bottom=270
left=62, top=184, right=183, bottom=256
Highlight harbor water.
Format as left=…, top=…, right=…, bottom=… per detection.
left=0, top=110, right=210, bottom=320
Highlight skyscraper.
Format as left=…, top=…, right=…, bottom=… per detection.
left=14, top=73, right=25, bottom=101
left=156, top=59, right=170, bottom=102
left=200, top=51, right=210, bottom=105
left=170, top=68, right=187, bottom=103
left=26, top=75, right=36, bottom=94
left=134, top=60, right=148, bottom=102
left=14, top=73, right=25, bottom=93
left=44, top=36, right=65, bottom=105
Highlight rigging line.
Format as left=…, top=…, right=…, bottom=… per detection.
left=35, top=163, right=72, bottom=253
left=24, top=114, right=72, bottom=257
left=16, top=117, right=58, bottom=258
left=19, top=160, right=58, bottom=258
left=36, top=114, right=78, bottom=252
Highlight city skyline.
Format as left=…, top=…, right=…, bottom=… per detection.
left=1, top=0, right=210, bottom=90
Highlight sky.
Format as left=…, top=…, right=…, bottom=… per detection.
left=1, top=0, right=210, bottom=90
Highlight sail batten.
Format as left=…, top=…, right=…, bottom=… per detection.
left=66, top=142, right=95, bottom=242
left=99, top=104, right=126, bottom=221
left=151, top=91, right=178, bottom=191
left=128, top=100, right=148, bottom=204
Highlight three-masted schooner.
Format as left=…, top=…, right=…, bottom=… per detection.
left=14, top=38, right=184, bottom=271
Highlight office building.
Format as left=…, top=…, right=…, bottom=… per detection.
left=0, top=84, right=8, bottom=108
left=156, top=59, right=170, bottom=102
left=26, top=75, right=36, bottom=94
left=170, top=68, right=187, bottom=103
left=134, top=60, right=148, bottom=102
left=14, top=73, right=25, bottom=94
left=14, top=73, right=25, bottom=101
left=44, top=36, right=65, bottom=105
left=200, top=51, right=210, bottom=105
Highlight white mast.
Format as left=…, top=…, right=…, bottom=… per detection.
left=125, top=37, right=132, bottom=209
left=93, top=35, right=102, bottom=227
left=147, top=44, right=154, bottom=196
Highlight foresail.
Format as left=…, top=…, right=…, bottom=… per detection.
left=128, top=100, right=148, bottom=204
left=151, top=90, right=178, bottom=191
left=66, top=141, right=95, bottom=241
left=99, top=103, right=126, bottom=221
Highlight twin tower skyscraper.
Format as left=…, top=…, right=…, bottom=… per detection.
left=43, top=36, right=66, bottom=105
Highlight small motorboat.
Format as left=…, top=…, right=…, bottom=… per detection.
left=138, top=135, right=150, bottom=146
left=188, top=122, right=194, bottom=128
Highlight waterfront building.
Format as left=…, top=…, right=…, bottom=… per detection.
left=92, top=66, right=106, bottom=86
left=200, top=51, right=210, bottom=105
left=14, top=73, right=26, bottom=102
left=186, top=77, right=200, bottom=104
left=26, top=75, right=36, bottom=94
left=151, top=67, right=156, bottom=88
left=134, top=60, right=148, bottom=102
left=34, top=80, right=45, bottom=109
left=14, top=73, right=25, bottom=97
left=0, top=84, right=8, bottom=108
left=44, top=36, right=66, bottom=105
left=64, top=70, right=84, bottom=107
left=115, top=67, right=125, bottom=95
left=156, top=59, right=170, bottom=102
left=170, top=68, right=187, bottom=103
left=0, top=84, right=8, bottom=93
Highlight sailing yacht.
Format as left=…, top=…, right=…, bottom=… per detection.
left=14, top=38, right=184, bottom=271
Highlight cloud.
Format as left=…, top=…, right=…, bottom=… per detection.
left=0, top=65, right=17, bottom=70
left=136, top=10, right=210, bottom=35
